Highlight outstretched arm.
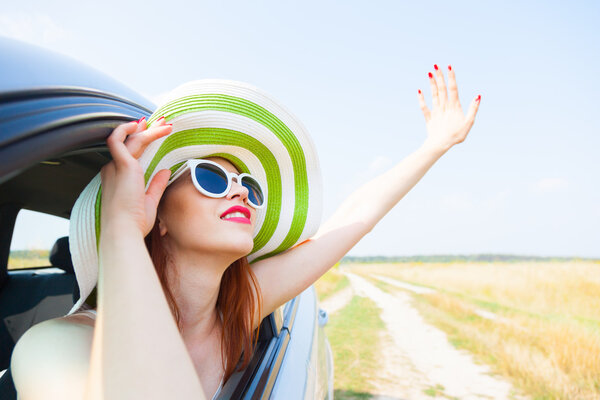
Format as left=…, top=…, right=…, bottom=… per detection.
left=253, top=65, right=481, bottom=318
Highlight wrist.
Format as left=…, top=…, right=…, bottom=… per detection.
left=100, top=219, right=145, bottom=241
left=420, top=139, right=450, bottom=157
left=98, top=220, right=147, bottom=276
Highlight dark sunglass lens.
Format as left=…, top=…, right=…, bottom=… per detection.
left=242, top=176, right=264, bottom=206
left=194, top=163, right=228, bottom=194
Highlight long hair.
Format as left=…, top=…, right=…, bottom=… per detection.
left=144, top=202, right=263, bottom=384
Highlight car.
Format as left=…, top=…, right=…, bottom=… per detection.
left=0, top=36, right=334, bottom=400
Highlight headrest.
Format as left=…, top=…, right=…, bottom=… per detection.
left=49, top=236, right=74, bottom=274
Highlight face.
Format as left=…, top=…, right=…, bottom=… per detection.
left=156, top=157, right=257, bottom=262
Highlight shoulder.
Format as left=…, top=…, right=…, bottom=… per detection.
left=11, top=315, right=94, bottom=400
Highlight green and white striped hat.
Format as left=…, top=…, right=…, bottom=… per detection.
left=67, top=79, right=322, bottom=315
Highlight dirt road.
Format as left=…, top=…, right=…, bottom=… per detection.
left=319, top=272, right=525, bottom=400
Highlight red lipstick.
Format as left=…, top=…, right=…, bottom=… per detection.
left=220, top=205, right=251, bottom=224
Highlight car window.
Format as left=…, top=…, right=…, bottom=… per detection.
left=8, top=209, right=69, bottom=270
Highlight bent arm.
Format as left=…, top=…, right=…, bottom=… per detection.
left=253, top=140, right=448, bottom=316
left=85, top=221, right=205, bottom=400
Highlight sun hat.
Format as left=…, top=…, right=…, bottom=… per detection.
left=67, top=79, right=322, bottom=315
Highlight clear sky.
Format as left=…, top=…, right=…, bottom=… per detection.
left=4, top=1, right=599, bottom=258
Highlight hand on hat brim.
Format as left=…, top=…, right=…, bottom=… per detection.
left=106, top=119, right=172, bottom=168
left=122, top=118, right=173, bottom=160
left=102, top=120, right=174, bottom=237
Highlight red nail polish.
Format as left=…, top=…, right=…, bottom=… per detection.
left=476, top=95, right=481, bottom=102
left=434, top=64, right=438, bottom=70
left=428, top=72, right=433, bottom=78
left=137, top=116, right=145, bottom=123
left=448, top=65, right=452, bottom=71
left=158, top=116, right=165, bottom=122
left=418, top=89, right=422, bottom=94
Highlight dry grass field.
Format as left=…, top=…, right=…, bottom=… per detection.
left=7, top=250, right=50, bottom=270
left=346, top=260, right=600, bottom=399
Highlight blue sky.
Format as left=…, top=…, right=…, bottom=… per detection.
left=4, top=1, right=599, bottom=258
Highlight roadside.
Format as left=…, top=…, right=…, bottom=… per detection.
left=346, top=261, right=600, bottom=399
left=316, top=268, right=526, bottom=399
left=323, top=292, right=386, bottom=399
left=345, top=272, right=524, bottom=400
left=319, top=286, right=353, bottom=315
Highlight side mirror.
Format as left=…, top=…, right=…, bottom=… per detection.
left=318, top=308, right=328, bottom=327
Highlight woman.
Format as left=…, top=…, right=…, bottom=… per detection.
left=10, top=65, right=480, bottom=400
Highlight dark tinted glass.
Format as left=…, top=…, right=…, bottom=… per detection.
left=194, top=163, right=228, bottom=194
left=242, top=176, right=264, bottom=206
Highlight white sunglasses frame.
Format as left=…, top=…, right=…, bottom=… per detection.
left=169, top=159, right=266, bottom=209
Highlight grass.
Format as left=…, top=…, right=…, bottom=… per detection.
left=348, top=261, right=600, bottom=400
left=423, top=383, right=457, bottom=399
left=8, top=249, right=50, bottom=270
left=314, top=265, right=350, bottom=301
left=325, top=295, right=385, bottom=399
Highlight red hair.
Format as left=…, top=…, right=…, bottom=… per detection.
left=144, top=214, right=262, bottom=384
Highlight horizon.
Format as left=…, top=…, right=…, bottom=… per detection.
left=9, top=244, right=598, bottom=262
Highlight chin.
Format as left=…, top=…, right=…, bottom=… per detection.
left=221, top=237, right=254, bottom=259
left=239, top=239, right=255, bottom=257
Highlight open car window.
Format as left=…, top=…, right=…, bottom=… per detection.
left=8, top=209, right=69, bottom=271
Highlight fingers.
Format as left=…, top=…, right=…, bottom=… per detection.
left=131, top=116, right=147, bottom=134
left=127, top=123, right=173, bottom=159
left=107, top=116, right=173, bottom=169
left=106, top=121, right=140, bottom=167
left=464, top=95, right=482, bottom=131
left=422, top=64, right=462, bottom=113
left=428, top=72, right=439, bottom=109
left=447, top=65, right=460, bottom=108
left=434, top=64, right=448, bottom=109
left=417, top=89, right=431, bottom=121
left=145, top=169, right=172, bottom=210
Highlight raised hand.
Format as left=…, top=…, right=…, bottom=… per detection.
left=418, top=64, right=481, bottom=152
left=99, top=117, right=173, bottom=237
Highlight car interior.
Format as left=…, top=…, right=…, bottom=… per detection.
left=0, top=145, right=287, bottom=398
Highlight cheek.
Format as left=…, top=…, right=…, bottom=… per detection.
left=163, top=190, right=218, bottom=237
left=176, top=198, right=216, bottom=229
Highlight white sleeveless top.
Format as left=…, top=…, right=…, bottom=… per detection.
left=77, top=310, right=224, bottom=400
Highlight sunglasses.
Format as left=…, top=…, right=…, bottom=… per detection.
left=170, top=159, right=266, bottom=209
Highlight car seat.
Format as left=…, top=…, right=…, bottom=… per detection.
left=0, top=236, right=77, bottom=399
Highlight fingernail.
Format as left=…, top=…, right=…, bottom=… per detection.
left=428, top=72, right=433, bottom=78
left=448, top=65, right=452, bottom=71
left=434, top=64, right=439, bottom=71
left=418, top=89, right=422, bottom=94
left=158, top=116, right=165, bottom=122
left=476, top=95, right=481, bottom=102
left=137, top=116, right=146, bottom=123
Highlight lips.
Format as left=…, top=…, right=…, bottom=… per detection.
left=220, top=205, right=251, bottom=223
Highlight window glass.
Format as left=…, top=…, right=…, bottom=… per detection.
left=8, top=209, right=69, bottom=270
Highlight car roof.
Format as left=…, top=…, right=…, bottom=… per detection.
left=0, top=37, right=155, bottom=218
left=0, top=36, right=154, bottom=110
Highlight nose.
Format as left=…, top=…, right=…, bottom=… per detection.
left=226, top=177, right=250, bottom=204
